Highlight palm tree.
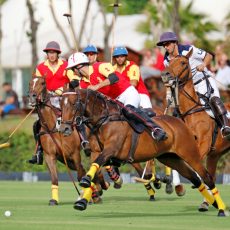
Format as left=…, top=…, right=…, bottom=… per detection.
left=136, top=0, right=218, bottom=50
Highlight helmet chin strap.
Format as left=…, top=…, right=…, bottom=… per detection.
left=78, top=66, right=90, bottom=79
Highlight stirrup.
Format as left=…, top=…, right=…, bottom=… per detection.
left=81, top=140, right=90, bottom=149
left=151, top=128, right=167, bottom=142
left=221, top=126, right=230, bottom=138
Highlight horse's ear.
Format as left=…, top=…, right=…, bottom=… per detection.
left=186, top=48, right=193, bottom=58
left=32, top=73, right=36, bottom=78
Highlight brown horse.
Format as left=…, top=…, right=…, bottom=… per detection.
left=60, top=88, right=227, bottom=216
left=162, top=55, right=230, bottom=210
left=29, top=76, right=110, bottom=205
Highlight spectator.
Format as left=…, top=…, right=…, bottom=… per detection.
left=140, top=49, right=161, bottom=80
left=0, top=82, right=19, bottom=117
left=215, top=53, right=230, bottom=90
left=152, top=47, right=165, bottom=71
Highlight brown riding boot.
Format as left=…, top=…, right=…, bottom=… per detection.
left=220, top=114, right=230, bottom=138
left=210, top=96, right=230, bottom=138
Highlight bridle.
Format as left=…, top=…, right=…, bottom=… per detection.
left=162, top=56, right=207, bottom=118
left=29, top=77, right=60, bottom=133
left=61, top=89, right=122, bottom=132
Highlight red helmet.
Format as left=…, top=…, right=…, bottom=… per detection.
left=43, top=41, right=61, bottom=53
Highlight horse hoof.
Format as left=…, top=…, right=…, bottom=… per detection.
left=162, top=175, right=172, bottom=184
left=79, top=175, right=91, bottom=188
left=149, top=195, right=155, bottom=201
left=175, top=184, right=186, bottom=196
left=49, top=199, right=58, bottom=206
left=153, top=181, right=161, bottom=190
left=114, top=177, right=123, bottom=189
left=74, top=198, right=87, bottom=211
left=165, top=183, right=173, bottom=194
left=218, top=210, right=226, bottom=217
left=93, top=196, right=103, bottom=204
left=198, top=202, right=209, bottom=212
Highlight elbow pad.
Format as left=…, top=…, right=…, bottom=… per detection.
left=69, top=79, right=79, bottom=89
left=108, top=73, right=119, bottom=84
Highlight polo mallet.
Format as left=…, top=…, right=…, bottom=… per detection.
left=109, top=0, right=121, bottom=63
left=63, top=13, right=78, bottom=51
left=0, top=108, right=35, bottom=149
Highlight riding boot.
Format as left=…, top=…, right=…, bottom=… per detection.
left=28, top=120, right=43, bottom=165
left=76, top=123, right=91, bottom=157
left=124, top=105, right=168, bottom=142
left=209, top=96, right=230, bottom=138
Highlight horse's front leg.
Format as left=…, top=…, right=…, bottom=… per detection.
left=79, top=149, right=113, bottom=188
left=44, top=153, right=59, bottom=205
left=74, top=149, right=114, bottom=211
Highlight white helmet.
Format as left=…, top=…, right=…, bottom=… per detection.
left=67, top=52, right=89, bottom=69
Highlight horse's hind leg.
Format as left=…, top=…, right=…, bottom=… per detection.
left=131, top=161, right=157, bottom=201
left=157, top=154, right=226, bottom=216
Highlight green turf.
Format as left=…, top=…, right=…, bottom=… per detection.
left=0, top=115, right=36, bottom=135
left=0, top=182, right=229, bottom=230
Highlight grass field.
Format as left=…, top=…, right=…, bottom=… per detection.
left=0, top=115, right=36, bottom=135
left=0, top=182, right=229, bottom=230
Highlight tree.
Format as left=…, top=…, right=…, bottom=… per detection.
left=0, top=0, right=7, bottom=97
left=136, top=0, right=218, bottom=50
left=26, top=0, right=39, bottom=72
left=49, top=0, right=91, bottom=52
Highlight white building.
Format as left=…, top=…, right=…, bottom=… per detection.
left=0, top=0, right=148, bottom=104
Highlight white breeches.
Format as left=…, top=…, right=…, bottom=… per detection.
left=172, top=170, right=181, bottom=186
left=116, top=86, right=140, bottom=108
left=194, top=73, right=220, bottom=118
left=139, top=94, right=152, bottom=109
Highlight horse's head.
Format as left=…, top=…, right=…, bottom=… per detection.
left=60, top=88, right=109, bottom=136
left=29, top=76, right=47, bottom=106
left=162, top=55, right=191, bottom=87
left=60, top=89, right=87, bottom=136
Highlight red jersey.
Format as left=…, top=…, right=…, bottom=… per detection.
left=80, top=62, right=131, bottom=99
left=114, top=61, right=150, bottom=96
left=36, top=60, right=70, bottom=91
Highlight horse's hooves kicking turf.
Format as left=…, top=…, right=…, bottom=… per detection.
left=198, top=201, right=209, bottom=212
left=149, top=195, right=155, bottom=201
left=92, top=196, right=103, bottom=204
left=175, top=184, right=186, bottom=196
left=74, top=198, right=87, bottom=211
left=79, top=175, right=91, bottom=188
left=113, top=177, right=123, bottom=189
left=218, top=209, right=226, bottom=217
left=153, top=177, right=161, bottom=190
left=49, top=199, right=58, bottom=206
left=165, top=183, right=173, bottom=194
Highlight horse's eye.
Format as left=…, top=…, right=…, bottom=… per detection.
left=181, top=61, right=186, bottom=65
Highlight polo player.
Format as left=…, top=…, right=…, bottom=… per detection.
left=157, top=31, right=230, bottom=138
left=66, top=52, right=167, bottom=142
left=28, top=41, right=79, bottom=164
left=112, top=46, right=155, bottom=117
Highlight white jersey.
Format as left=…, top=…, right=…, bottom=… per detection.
left=164, top=44, right=213, bottom=83
left=164, top=44, right=220, bottom=118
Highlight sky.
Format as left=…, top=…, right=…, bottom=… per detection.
left=182, top=0, right=230, bottom=23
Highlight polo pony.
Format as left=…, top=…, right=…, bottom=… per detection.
left=60, top=88, right=227, bottom=216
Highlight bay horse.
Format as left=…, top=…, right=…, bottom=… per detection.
left=162, top=54, right=230, bottom=210
left=29, top=76, right=110, bottom=205
left=60, top=88, right=227, bottom=216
